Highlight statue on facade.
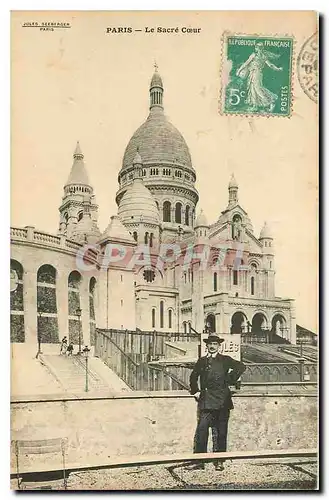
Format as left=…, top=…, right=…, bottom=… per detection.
left=232, top=216, right=242, bottom=241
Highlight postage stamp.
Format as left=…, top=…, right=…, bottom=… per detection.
left=297, top=33, right=318, bottom=103
left=221, top=34, right=294, bottom=117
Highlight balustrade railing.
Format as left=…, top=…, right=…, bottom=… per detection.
left=11, top=226, right=98, bottom=260
left=148, top=359, right=317, bottom=386
left=33, top=231, right=61, bottom=245
left=10, top=227, right=28, bottom=239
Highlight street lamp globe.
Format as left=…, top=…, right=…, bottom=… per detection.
left=82, top=345, right=90, bottom=358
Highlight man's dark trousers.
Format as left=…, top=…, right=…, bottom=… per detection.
left=193, top=408, right=230, bottom=454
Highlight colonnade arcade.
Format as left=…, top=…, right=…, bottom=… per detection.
left=10, top=259, right=97, bottom=346
left=203, top=310, right=289, bottom=341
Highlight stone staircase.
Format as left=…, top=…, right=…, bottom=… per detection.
left=41, top=353, right=129, bottom=393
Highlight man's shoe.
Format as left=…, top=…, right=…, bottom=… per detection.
left=214, top=461, right=225, bottom=471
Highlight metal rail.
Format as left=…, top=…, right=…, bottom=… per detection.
left=11, top=448, right=317, bottom=479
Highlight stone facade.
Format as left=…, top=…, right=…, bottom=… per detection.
left=10, top=68, right=296, bottom=346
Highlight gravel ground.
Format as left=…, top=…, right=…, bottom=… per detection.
left=28, top=460, right=316, bottom=491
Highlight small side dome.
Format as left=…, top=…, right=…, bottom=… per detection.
left=259, top=221, right=273, bottom=239
left=118, top=181, right=160, bottom=225
left=195, top=209, right=208, bottom=228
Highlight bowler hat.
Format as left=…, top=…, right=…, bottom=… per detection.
left=203, top=333, right=225, bottom=344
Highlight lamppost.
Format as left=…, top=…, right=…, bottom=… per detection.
left=76, top=308, right=82, bottom=355
left=36, top=310, right=43, bottom=358
left=82, top=345, right=90, bottom=392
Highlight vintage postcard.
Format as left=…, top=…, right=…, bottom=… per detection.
left=10, top=11, right=318, bottom=491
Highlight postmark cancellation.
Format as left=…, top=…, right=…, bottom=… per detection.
left=297, top=33, right=318, bottom=103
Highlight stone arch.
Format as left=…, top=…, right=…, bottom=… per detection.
left=10, top=260, right=25, bottom=342
left=251, top=312, right=269, bottom=335
left=175, top=202, right=182, bottom=224
left=185, top=205, right=190, bottom=226
left=68, top=270, right=83, bottom=345
left=152, top=307, right=156, bottom=329
left=231, top=311, right=249, bottom=334
left=163, top=201, right=171, bottom=222
left=232, top=213, right=242, bottom=240
left=213, top=272, right=218, bottom=292
left=37, top=264, right=58, bottom=344
left=271, top=312, right=288, bottom=340
left=160, top=300, right=164, bottom=328
left=168, top=308, right=174, bottom=329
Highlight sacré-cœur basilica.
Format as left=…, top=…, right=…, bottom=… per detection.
left=10, top=67, right=296, bottom=348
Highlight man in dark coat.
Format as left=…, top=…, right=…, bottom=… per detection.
left=189, top=333, right=245, bottom=471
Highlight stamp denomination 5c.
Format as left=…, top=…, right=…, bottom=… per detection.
left=221, top=34, right=294, bottom=117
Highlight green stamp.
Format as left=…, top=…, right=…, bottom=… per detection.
left=222, top=34, right=293, bottom=116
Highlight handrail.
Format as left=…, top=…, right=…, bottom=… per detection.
left=10, top=448, right=317, bottom=479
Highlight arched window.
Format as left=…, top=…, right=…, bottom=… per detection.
left=213, top=272, right=218, bottom=292
left=233, top=270, right=238, bottom=285
left=163, top=201, right=171, bottom=222
left=68, top=270, right=82, bottom=345
left=188, top=322, right=192, bottom=333
left=175, top=202, right=182, bottom=224
left=152, top=308, right=156, bottom=328
left=185, top=206, right=190, bottom=226
left=133, top=231, right=138, bottom=242
left=150, top=233, right=154, bottom=248
left=251, top=276, right=255, bottom=295
left=63, top=212, right=68, bottom=224
left=37, top=264, right=58, bottom=343
left=168, top=309, right=172, bottom=329
left=78, top=211, right=83, bottom=222
left=183, top=322, right=187, bottom=334
left=10, top=260, right=25, bottom=343
left=144, top=232, right=149, bottom=244
left=160, top=301, right=164, bottom=328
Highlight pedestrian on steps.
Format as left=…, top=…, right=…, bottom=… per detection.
left=66, top=343, right=74, bottom=356
left=60, top=336, right=68, bottom=355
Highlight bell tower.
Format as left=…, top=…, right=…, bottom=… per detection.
left=58, top=142, right=99, bottom=239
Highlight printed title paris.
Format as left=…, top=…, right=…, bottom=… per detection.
left=106, top=26, right=202, bottom=34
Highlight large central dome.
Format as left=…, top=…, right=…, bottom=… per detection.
left=121, top=68, right=193, bottom=171
left=122, top=107, right=192, bottom=169
left=116, top=67, right=199, bottom=235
